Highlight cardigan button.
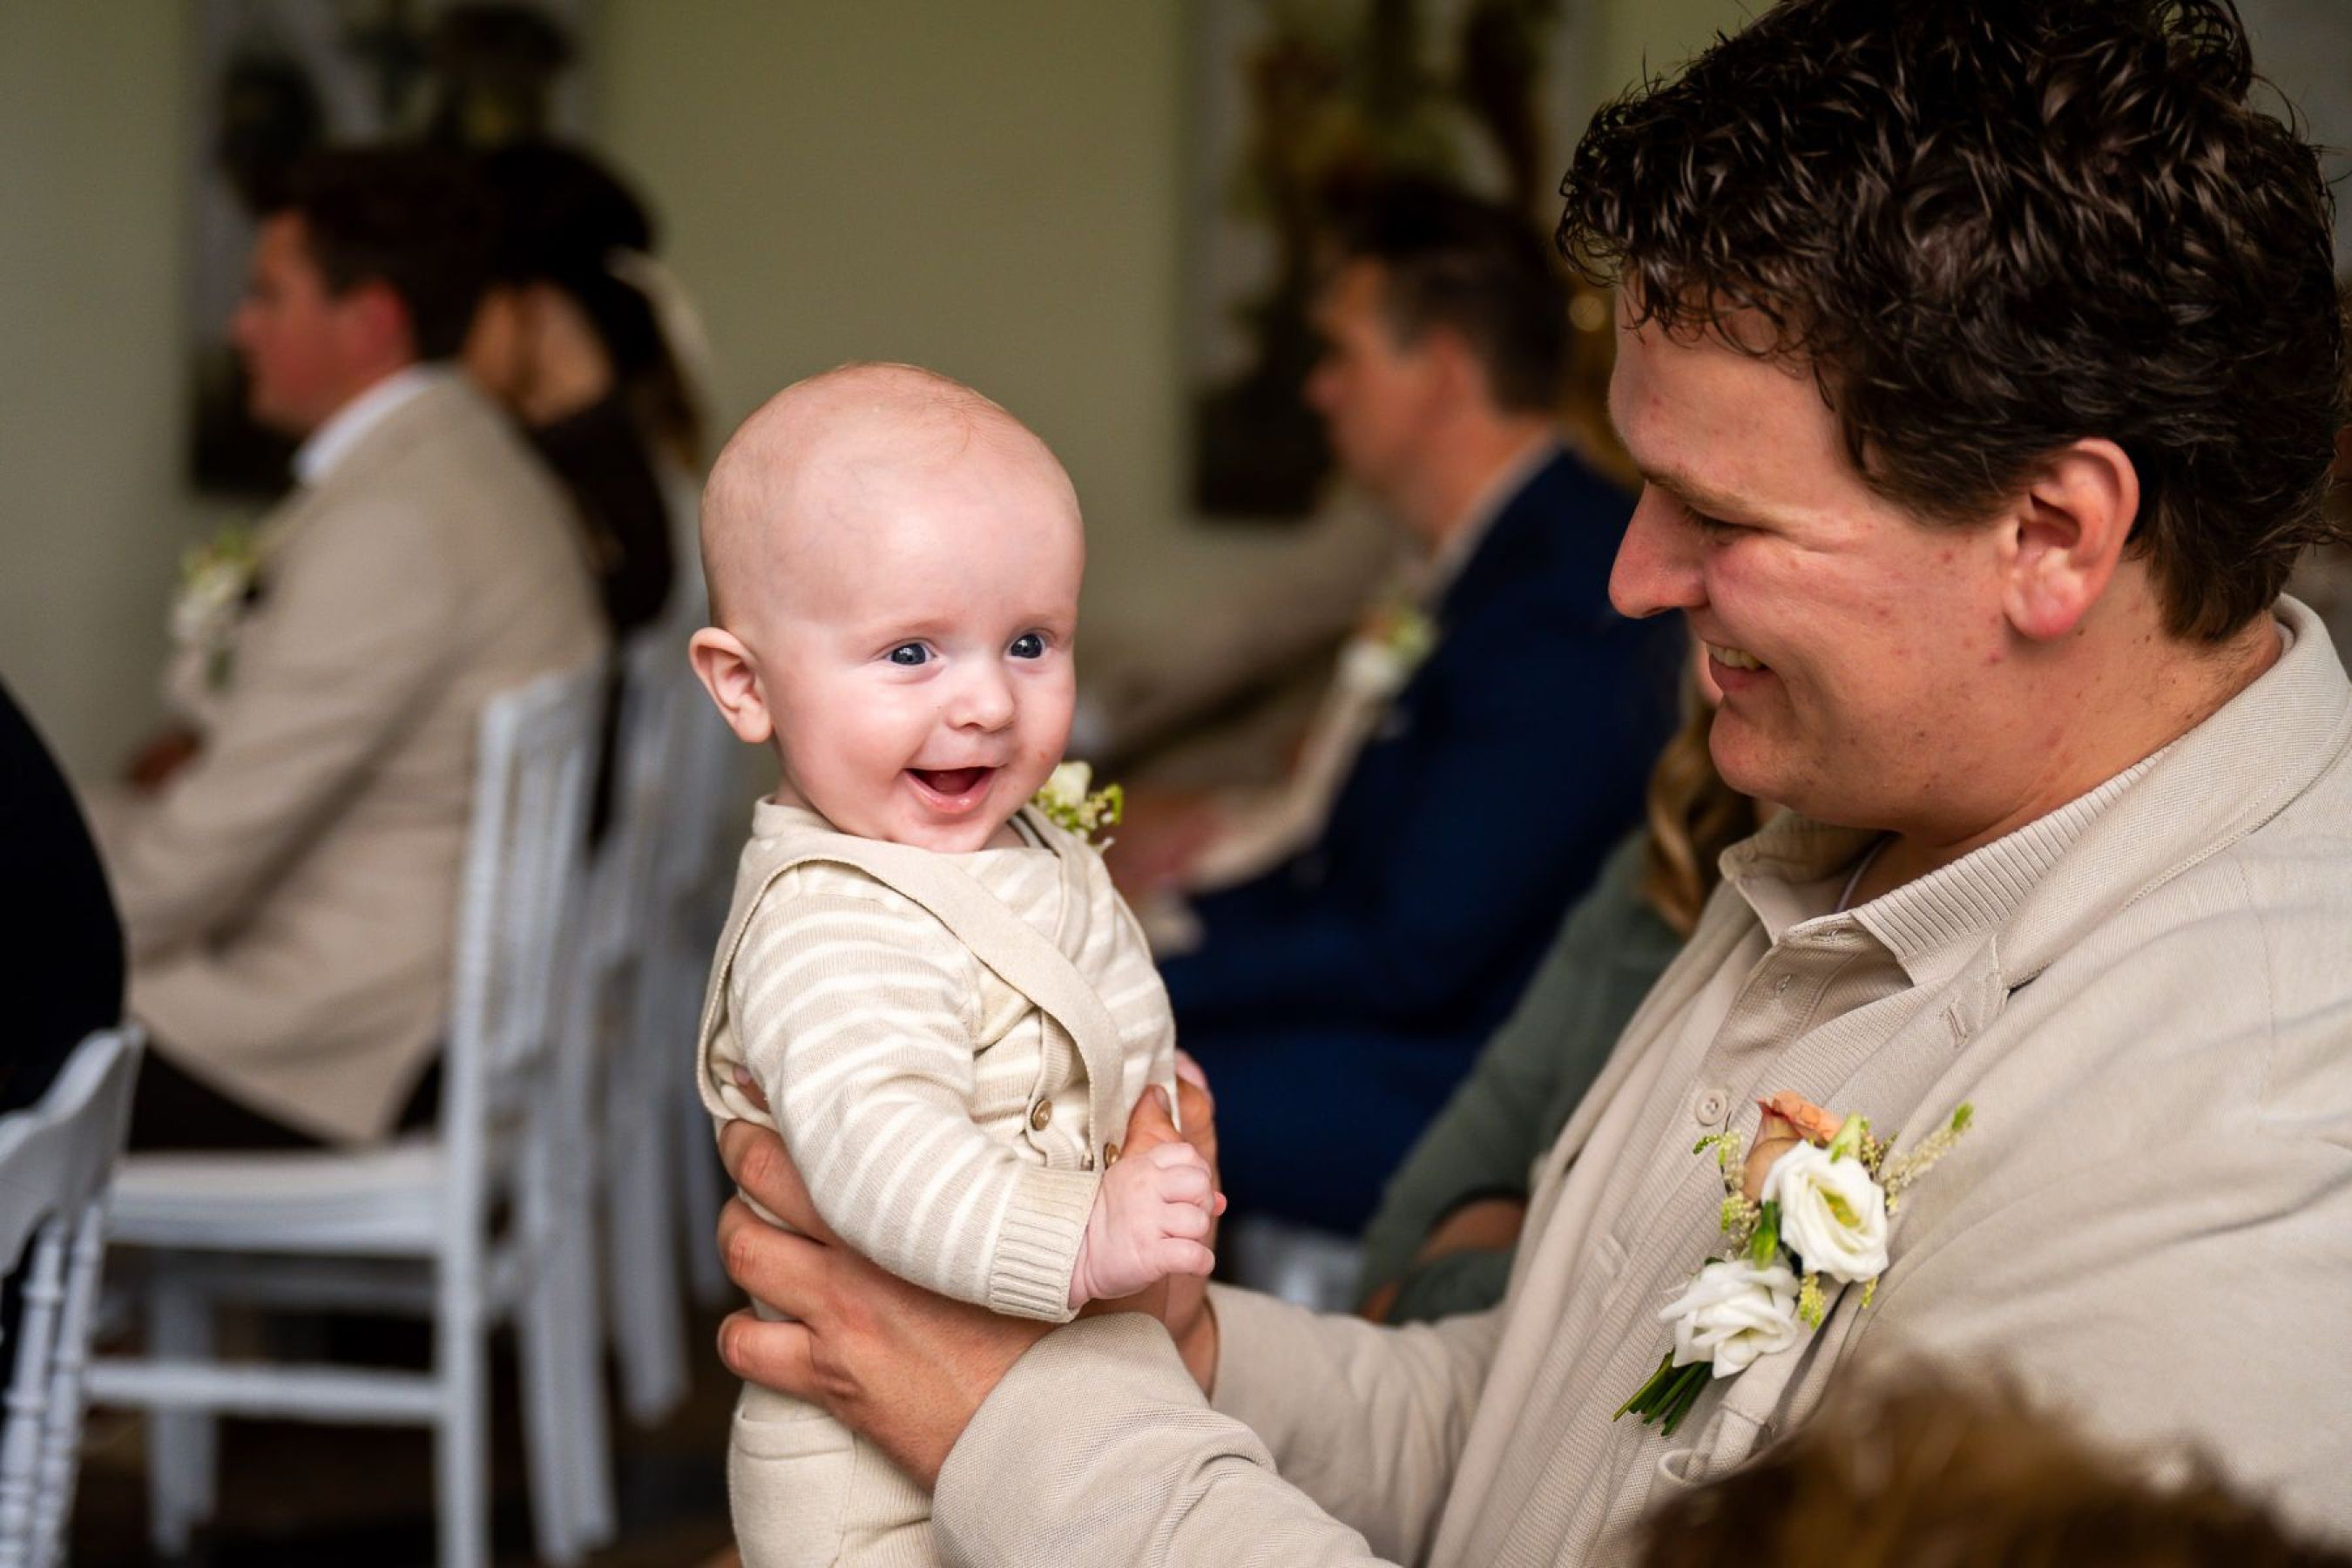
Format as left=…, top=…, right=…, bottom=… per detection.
left=1694, top=1086, right=1731, bottom=1125
left=1029, top=1099, right=1053, bottom=1132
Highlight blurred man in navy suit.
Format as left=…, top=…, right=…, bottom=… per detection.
left=1161, top=185, right=1682, bottom=1233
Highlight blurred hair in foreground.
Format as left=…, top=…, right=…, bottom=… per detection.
left=1641, top=1368, right=2352, bottom=1568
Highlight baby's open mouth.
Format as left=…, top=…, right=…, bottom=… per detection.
left=909, top=766, right=995, bottom=802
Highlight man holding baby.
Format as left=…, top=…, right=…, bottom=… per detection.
left=709, top=1, right=2352, bottom=1561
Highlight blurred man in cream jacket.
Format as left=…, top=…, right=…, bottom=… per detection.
left=100, top=150, right=602, bottom=1148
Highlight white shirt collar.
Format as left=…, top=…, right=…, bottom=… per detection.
left=1413, top=434, right=1562, bottom=603
left=291, top=365, right=443, bottom=487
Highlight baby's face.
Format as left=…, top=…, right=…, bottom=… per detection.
left=754, top=436, right=1082, bottom=852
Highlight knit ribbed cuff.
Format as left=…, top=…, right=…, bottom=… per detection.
left=988, top=1165, right=1098, bottom=1322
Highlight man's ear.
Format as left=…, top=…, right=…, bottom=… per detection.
left=689, top=627, right=774, bottom=745
left=1998, top=438, right=2139, bottom=642
left=339, top=279, right=416, bottom=371
left=1419, top=323, right=1483, bottom=411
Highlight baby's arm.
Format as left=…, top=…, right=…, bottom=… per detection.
left=731, top=886, right=1212, bottom=1321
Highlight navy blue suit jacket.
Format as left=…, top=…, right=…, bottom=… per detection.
left=1161, top=449, right=1682, bottom=1053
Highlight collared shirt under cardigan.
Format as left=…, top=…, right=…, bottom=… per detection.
left=926, top=596, right=2352, bottom=1565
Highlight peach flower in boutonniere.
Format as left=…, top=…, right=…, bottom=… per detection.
left=1741, top=1090, right=1850, bottom=1202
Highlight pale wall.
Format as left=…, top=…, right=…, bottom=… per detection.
left=0, top=4, right=226, bottom=781
left=0, top=0, right=1753, bottom=781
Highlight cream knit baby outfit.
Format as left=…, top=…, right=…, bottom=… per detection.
left=697, top=799, right=1176, bottom=1568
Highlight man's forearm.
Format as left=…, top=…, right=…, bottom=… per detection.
left=934, top=1314, right=1396, bottom=1568
left=1202, top=1286, right=1496, bottom=1562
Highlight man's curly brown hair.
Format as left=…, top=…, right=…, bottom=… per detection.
left=1558, top=0, right=2347, bottom=642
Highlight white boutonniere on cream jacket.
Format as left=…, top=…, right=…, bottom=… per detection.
left=172, top=520, right=263, bottom=692
left=1615, top=1089, right=1976, bottom=1436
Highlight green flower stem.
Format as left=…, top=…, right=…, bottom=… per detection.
left=1659, top=1363, right=1709, bottom=1436
left=1613, top=1355, right=1712, bottom=1437
left=1612, top=1354, right=1674, bottom=1421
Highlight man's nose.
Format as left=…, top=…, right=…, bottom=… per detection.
left=1609, top=487, right=1705, bottom=620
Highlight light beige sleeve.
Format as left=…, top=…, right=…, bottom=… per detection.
left=931, top=1314, right=1398, bottom=1568
left=930, top=1289, right=1498, bottom=1566
left=1206, top=1285, right=1500, bottom=1561
left=105, top=494, right=456, bottom=959
left=732, top=883, right=1099, bottom=1322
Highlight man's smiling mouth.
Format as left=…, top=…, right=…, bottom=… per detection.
left=1706, top=642, right=1767, bottom=672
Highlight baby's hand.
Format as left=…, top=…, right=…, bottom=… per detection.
left=1068, top=1139, right=1219, bottom=1308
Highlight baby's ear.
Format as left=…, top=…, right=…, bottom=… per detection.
left=688, top=626, right=774, bottom=746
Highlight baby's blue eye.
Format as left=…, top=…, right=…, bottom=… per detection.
left=1008, top=633, right=1045, bottom=659
left=889, top=643, right=929, bottom=667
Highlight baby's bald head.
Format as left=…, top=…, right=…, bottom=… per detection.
left=700, top=362, right=1078, bottom=632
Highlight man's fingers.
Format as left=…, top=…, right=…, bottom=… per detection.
left=1173, top=1050, right=1209, bottom=1092
left=1128, top=1083, right=1179, bottom=1140
left=717, top=1193, right=834, bottom=1312
left=716, top=1118, right=834, bottom=1240
left=716, top=1308, right=819, bottom=1401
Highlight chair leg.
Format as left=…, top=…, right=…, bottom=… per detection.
left=145, top=1269, right=216, bottom=1556
left=557, top=1218, right=617, bottom=1549
left=516, top=1137, right=611, bottom=1562
left=436, top=1280, right=490, bottom=1568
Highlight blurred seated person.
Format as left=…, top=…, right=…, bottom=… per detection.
left=468, top=139, right=712, bottom=636
left=1357, top=668, right=1757, bottom=1323
left=0, top=678, right=125, bottom=1119
left=1, top=677, right=126, bottom=1357
left=97, top=149, right=604, bottom=1150
left=1139, top=182, right=1684, bottom=1233
left=1640, top=1369, right=2352, bottom=1568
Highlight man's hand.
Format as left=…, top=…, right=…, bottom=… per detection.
left=125, top=726, right=202, bottom=793
left=1362, top=1195, right=1528, bottom=1323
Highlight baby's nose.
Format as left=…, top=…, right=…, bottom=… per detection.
left=948, top=666, right=1016, bottom=729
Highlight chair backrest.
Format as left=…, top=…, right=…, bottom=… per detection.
left=0, top=1026, right=142, bottom=1568
left=441, top=663, right=604, bottom=1175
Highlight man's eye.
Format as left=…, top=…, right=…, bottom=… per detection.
left=888, top=644, right=929, bottom=667
left=1008, top=633, right=1045, bottom=659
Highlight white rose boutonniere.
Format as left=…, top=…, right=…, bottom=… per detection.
left=1615, top=1090, right=1976, bottom=1436
left=1337, top=593, right=1438, bottom=700
left=1031, top=760, right=1124, bottom=842
left=1761, top=1140, right=1889, bottom=1284
left=172, top=522, right=262, bottom=692
left=1656, top=1258, right=1801, bottom=1378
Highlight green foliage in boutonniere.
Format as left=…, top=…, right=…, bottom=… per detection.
left=1031, top=760, right=1124, bottom=842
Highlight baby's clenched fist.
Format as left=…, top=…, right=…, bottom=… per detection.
left=1068, top=1139, right=1220, bottom=1308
